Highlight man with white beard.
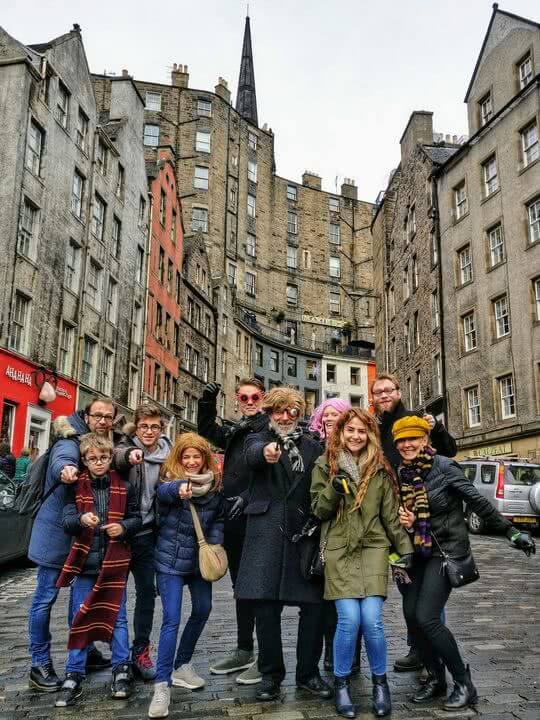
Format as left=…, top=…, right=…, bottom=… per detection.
left=235, top=387, right=331, bottom=703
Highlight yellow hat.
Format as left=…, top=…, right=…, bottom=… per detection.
left=392, top=415, right=431, bottom=442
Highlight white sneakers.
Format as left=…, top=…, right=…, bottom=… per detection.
left=148, top=682, right=170, bottom=718
left=171, top=663, right=206, bottom=689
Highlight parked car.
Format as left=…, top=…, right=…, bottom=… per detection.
left=460, top=456, right=540, bottom=534
left=0, top=469, right=32, bottom=563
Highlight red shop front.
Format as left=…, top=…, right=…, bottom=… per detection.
left=0, top=349, right=78, bottom=457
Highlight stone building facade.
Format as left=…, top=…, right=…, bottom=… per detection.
left=321, top=352, right=376, bottom=409
left=436, top=6, right=540, bottom=458
left=0, top=26, right=148, bottom=448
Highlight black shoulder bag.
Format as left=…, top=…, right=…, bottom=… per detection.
left=431, top=531, right=479, bottom=588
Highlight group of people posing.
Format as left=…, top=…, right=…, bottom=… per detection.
left=26, top=374, right=535, bottom=719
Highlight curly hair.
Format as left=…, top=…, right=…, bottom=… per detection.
left=308, top=398, right=352, bottom=438
left=161, top=432, right=222, bottom=490
left=327, top=408, right=398, bottom=512
left=262, top=386, right=305, bottom=415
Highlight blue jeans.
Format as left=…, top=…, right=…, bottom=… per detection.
left=65, top=575, right=129, bottom=675
left=334, top=597, right=386, bottom=677
left=155, top=573, right=212, bottom=685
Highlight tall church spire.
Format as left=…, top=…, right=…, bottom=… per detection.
left=235, top=16, right=258, bottom=127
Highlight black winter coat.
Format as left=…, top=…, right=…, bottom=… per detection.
left=378, top=401, right=457, bottom=472
left=0, top=453, right=16, bottom=480
left=408, top=454, right=512, bottom=558
left=197, top=396, right=268, bottom=535
left=62, top=473, right=142, bottom=575
left=235, top=430, right=324, bottom=604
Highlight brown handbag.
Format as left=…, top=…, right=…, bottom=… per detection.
left=189, top=502, right=228, bottom=582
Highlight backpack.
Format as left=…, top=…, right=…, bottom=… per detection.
left=15, top=447, right=61, bottom=518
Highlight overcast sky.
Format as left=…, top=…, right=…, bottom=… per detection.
left=3, top=0, right=539, bottom=202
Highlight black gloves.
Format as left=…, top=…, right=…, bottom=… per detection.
left=202, top=382, right=221, bottom=400
left=331, top=472, right=351, bottom=495
left=399, top=553, right=415, bottom=570
left=226, top=496, right=245, bottom=521
left=509, top=529, right=536, bottom=557
left=291, top=514, right=321, bottom=543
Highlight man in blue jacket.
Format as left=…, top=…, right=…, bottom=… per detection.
left=27, top=397, right=116, bottom=692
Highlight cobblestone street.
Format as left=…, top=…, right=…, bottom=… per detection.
left=0, top=535, right=538, bottom=720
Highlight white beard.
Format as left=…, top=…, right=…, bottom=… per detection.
left=270, top=418, right=298, bottom=437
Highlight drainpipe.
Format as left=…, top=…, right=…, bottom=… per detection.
left=140, top=183, right=154, bottom=399
left=432, top=174, right=447, bottom=422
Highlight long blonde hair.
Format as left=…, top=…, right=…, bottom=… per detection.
left=161, top=432, right=222, bottom=490
left=327, top=408, right=397, bottom=512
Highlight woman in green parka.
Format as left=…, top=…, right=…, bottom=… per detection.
left=311, top=408, right=413, bottom=719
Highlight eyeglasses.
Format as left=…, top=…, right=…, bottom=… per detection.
left=87, top=413, right=115, bottom=422
left=372, top=387, right=398, bottom=397
left=237, top=393, right=262, bottom=403
left=137, top=423, right=162, bottom=433
left=85, top=455, right=111, bottom=465
left=273, top=407, right=299, bottom=418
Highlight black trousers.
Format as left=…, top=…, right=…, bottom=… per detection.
left=254, top=600, right=324, bottom=684
left=401, top=556, right=466, bottom=682
left=225, top=531, right=255, bottom=653
left=129, top=532, right=157, bottom=652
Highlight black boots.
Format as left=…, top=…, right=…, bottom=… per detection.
left=29, top=662, right=62, bottom=692
left=444, top=665, right=478, bottom=710
left=394, top=646, right=423, bottom=672
left=372, top=674, right=391, bottom=717
left=334, top=676, right=356, bottom=718
left=411, top=666, right=447, bottom=703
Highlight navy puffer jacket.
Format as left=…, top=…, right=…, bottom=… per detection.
left=154, top=480, right=225, bottom=576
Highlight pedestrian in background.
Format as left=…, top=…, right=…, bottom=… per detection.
left=15, top=447, right=32, bottom=483
left=0, top=441, right=16, bottom=479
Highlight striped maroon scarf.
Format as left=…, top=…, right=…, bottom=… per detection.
left=56, top=470, right=131, bottom=649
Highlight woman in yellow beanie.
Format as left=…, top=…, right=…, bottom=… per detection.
left=392, top=416, right=535, bottom=711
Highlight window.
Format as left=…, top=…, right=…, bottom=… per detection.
left=412, top=255, right=418, bottom=291
left=270, top=350, right=279, bottom=372
left=248, top=160, right=257, bottom=183
left=192, top=207, right=208, bottom=232
left=56, top=81, right=70, bottom=129
left=246, top=233, right=256, bottom=257
left=76, top=108, right=89, bottom=152
left=170, top=210, right=177, bottom=244
left=287, top=185, right=297, bottom=201
left=287, top=245, right=297, bottom=269
left=287, top=355, right=297, bottom=377
left=158, top=247, right=165, bottom=284
left=116, top=164, right=125, bottom=200
left=415, top=369, right=422, bottom=406
left=26, top=120, right=43, bottom=175
left=92, top=195, right=106, bottom=241
left=286, top=284, right=298, bottom=306
left=96, top=141, right=108, bottom=176
left=59, top=322, right=75, bottom=375
left=255, top=343, right=263, bottom=366
left=248, top=132, right=258, bottom=151
left=404, top=321, right=410, bottom=355
left=409, top=204, right=417, bottom=238
left=81, top=336, right=97, bottom=386
left=192, top=350, right=199, bottom=377
left=134, top=303, right=143, bottom=345
left=430, top=230, right=438, bottom=266
left=329, top=223, right=341, bottom=245
left=479, top=92, right=493, bottom=126
left=329, top=197, right=340, bottom=213
left=527, top=197, right=540, bottom=244
left=194, top=304, right=201, bottom=329
left=101, top=349, right=113, bottom=395
left=197, top=99, right=211, bottom=117
left=306, top=360, right=318, bottom=381
left=351, top=367, right=360, bottom=385
left=329, top=256, right=341, bottom=278
left=184, top=344, right=192, bottom=370
left=287, top=211, right=297, bottom=234
left=521, top=120, right=538, bottom=167
left=9, top=292, right=30, bottom=353
left=136, top=246, right=145, bottom=284
left=534, top=277, right=540, bottom=322
left=166, top=260, right=173, bottom=294
left=18, top=199, right=38, bottom=258
left=145, top=91, right=161, bottom=111
left=431, top=289, right=440, bottom=329
left=106, top=277, right=118, bottom=324
left=247, top=194, right=256, bottom=218
left=458, top=245, right=472, bottom=284
left=143, top=124, right=159, bottom=146
left=196, top=130, right=210, bottom=153
left=498, top=374, right=516, bottom=419
left=235, top=330, right=242, bottom=356
left=482, top=155, right=498, bottom=196
left=87, top=260, right=103, bottom=310
left=111, top=217, right=121, bottom=258
left=326, top=364, right=336, bottom=383
left=302, top=250, right=311, bottom=270
left=493, top=295, right=510, bottom=338
left=129, top=367, right=140, bottom=409
left=466, top=386, right=481, bottom=427
left=222, top=314, right=228, bottom=335
left=388, top=285, right=395, bottom=318
left=245, top=271, right=256, bottom=296
left=159, top=189, right=166, bottom=225
left=187, top=297, right=194, bottom=324
left=229, top=184, right=237, bottom=207
left=194, top=166, right=208, bottom=190
left=164, top=372, right=171, bottom=404
left=433, top=353, right=442, bottom=396
left=65, top=240, right=81, bottom=293
left=454, top=181, right=468, bottom=220
left=407, top=378, right=413, bottom=408
left=155, top=303, right=163, bottom=340
left=176, top=271, right=181, bottom=304
left=203, top=357, right=209, bottom=383
left=518, top=53, right=533, bottom=89
left=413, top=311, right=420, bottom=347
left=221, top=348, right=227, bottom=374
left=153, top=364, right=162, bottom=400
left=71, top=170, right=85, bottom=219
left=227, top=262, right=237, bottom=287
left=403, top=264, right=410, bottom=299
left=462, top=311, right=477, bottom=352
left=488, top=224, right=505, bottom=267
left=138, top=196, right=146, bottom=228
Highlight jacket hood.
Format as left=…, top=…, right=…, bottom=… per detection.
left=52, top=410, right=88, bottom=439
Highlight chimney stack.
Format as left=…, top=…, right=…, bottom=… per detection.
left=121, top=68, right=130, bottom=78
left=214, top=77, right=231, bottom=103
left=341, top=178, right=358, bottom=200
left=302, top=171, right=322, bottom=190
left=171, top=63, right=189, bottom=88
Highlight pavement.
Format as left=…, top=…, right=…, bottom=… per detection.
left=0, top=534, right=538, bottom=720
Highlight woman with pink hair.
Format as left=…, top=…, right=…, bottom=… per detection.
left=309, top=398, right=352, bottom=445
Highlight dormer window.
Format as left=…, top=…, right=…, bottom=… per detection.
left=518, top=52, right=533, bottom=89
left=479, top=92, right=493, bottom=127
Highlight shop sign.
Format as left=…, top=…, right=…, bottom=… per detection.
left=301, top=313, right=345, bottom=328
left=56, top=386, right=73, bottom=400
left=5, top=366, right=32, bottom=386
left=467, top=442, right=512, bottom=458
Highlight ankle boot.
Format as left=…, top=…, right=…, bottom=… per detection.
left=444, top=665, right=478, bottom=710
left=411, top=667, right=447, bottom=704
left=334, top=676, right=356, bottom=719
left=372, top=674, right=391, bottom=717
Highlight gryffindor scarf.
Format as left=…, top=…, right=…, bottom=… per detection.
left=56, top=470, right=131, bottom=649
